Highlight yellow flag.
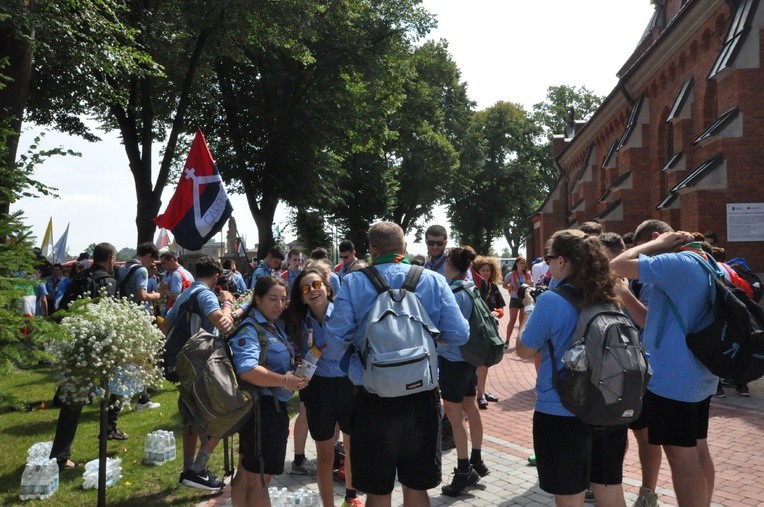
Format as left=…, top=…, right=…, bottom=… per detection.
left=40, top=218, right=53, bottom=260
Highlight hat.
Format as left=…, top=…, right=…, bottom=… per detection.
left=532, top=257, right=543, bottom=265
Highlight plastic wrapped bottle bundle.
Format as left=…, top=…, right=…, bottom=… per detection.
left=83, top=457, right=122, bottom=489
left=26, top=441, right=53, bottom=463
left=20, top=458, right=58, bottom=501
left=108, top=364, right=144, bottom=397
left=144, top=430, right=176, bottom=465
left=268, top=487, right=319, bottom=506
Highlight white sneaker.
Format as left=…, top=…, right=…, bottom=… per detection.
left=290, top=459, right=317, bottom=476
left=136, top=401, right=161, bottom=411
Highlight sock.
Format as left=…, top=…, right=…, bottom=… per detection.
left=345, top=489, right=357, bottom=501
left=294, top=453, right=306, bottom=466
left=191, top=450, right=212, bottom=473
left=470, top=448, right=482, bottom=464
left=457, top=458, right=470, bottom=474
left=183, top=456, right=194, bottom=472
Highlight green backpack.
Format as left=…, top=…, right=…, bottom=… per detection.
left=452, top=281, right=505, bottom=367
left=175, top=322, right=268, bottom=439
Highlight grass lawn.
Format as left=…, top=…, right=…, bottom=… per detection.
left=0, top=363, right=296, bottom=506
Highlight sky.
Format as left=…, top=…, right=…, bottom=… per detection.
left=12, top=0, right=656, bottom=257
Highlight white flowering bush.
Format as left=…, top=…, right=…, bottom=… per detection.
left=50, top=297, right=165, bottom=405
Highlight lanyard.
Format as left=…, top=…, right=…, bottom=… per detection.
left=263, top=321, right=296, bottom=368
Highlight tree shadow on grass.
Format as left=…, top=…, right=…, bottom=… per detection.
left=110, top=490, right=225, bottom=506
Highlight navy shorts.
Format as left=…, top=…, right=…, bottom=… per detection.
left=301, top=375, right=355, bottom=441
left=239, top=396, right=289, bottom=475
left=645, top=390, right=710, bottom=447
left=438, top=356, right=477, bottom=403
left=350, top=389, right=442, bottom=495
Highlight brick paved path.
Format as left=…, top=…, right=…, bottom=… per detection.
left=200, top=289, right=764, bottom=506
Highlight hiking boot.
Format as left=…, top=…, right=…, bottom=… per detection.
left=471, top=460, right=490, bottom=477
left=715, top=385, right=726, bottom=398
left=737, top=384, right=750, bottom=397
left=632, top=486, right=659, bottom=507
left=477, top=396, right=488, bottom=410
left=441, top=467, right=480, bottom=497
left=290, top=458, right=317, bottom=476
left=181, top=468, right=225, bottom=491
left=484, top=392, right=499, bottom=402
left=104, top=428, right=128, bottom=440
left=136, top=400, right=161, bottom=411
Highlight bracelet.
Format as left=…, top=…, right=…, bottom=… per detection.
left=222, top=301, right=233, bottom=308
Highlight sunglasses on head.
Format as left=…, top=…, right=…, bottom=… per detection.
left=300, top=280, right=323, bottom=294
left=426, top=240, right=445, bottom=247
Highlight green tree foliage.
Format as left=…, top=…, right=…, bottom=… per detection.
left=292, top=209, right=333, bottom=257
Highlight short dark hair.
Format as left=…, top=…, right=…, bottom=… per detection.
left=92, top=243, right=117, bottom=263
left=160, top=252, right=177, bottom=262
left=310, top=247, right=329, bottom=260
left=287, top=248, right=302, bottom=260
left=622, top=231, right=635, bottom=245
left=598, top=232, right=625, bottom=255
left=222, top=259, right=234, bottom=269
left=268, top=247, right=285, bottom=260
left=425, top=224, right=447, bottom=239
left=578, top=221, right=603, bottom=236
left=703, top=231, right=718, bottom=243
left=634, top=220, right=673, bottom=245
left=137, top=241, right=159, bottom=259
left=195, top=255, right=223, bottom=279
left=338, top=240, right=355, bottom=253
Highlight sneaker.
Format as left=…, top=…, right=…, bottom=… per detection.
left=585, top=488, right=596, bottom=503
left=527, top=454, right=536, bottom=466
left=632, top=486, right=659, bottom=507
left=484, top=392, right=499, bottom=402
left=290, top=458, right=317, bottom=476
left=181, top=468, right=225, bottom=491
left=441, top=467, right=480, bottom=497
left=106, top=428, right=128, bottom=440
left=470, top=460, right=490, bottom=477
left=136, top=400, right=161, bottom=411
left=737, top=384, right=750, bottom=397
left=715, top=385, right=726, bottom=398
left=478, top=396, right=488, bottom=410
left=504, top=341, right=510, bottom=349
left=341, top=498, right=365, bottom=507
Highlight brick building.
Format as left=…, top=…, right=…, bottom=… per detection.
left=529, top=0, right=764, bottom=271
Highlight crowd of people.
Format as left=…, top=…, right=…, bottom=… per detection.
left=27, top=218, right=760, bottom=507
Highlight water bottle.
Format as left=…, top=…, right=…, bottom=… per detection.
left=168, top=431, right=177, bottom=460
left=522, top=291, right=535, bottom=316
left=27, top=442, right=53, bottom=463
left=20, top=463, right=35, bottom=500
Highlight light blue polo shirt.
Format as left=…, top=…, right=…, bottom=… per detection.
left=300, top=303, right=347, bottom=378
left=118, top=259, right=149, bottom=304
left=164, top=282, right=222, bottom=334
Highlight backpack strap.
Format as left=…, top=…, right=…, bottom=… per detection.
left=451, top=280, right=476, bottom=295
left=551, top=283, right=583, bottom=311
left=361, top=266, right=390, bottom=294
left=229, top=321, right=269, bottom=366
left=402, top=265, right=424, bottom=293
left=118, top=264, right=142, bottom=295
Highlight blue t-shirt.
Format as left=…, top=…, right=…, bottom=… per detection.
left=118, top=260, right=149, bottom=304
left=35, top=283, right=49, bottom=316
left=250, top=262, right=277, bottom=289
left=168, top=265, right=194, bottom=295
left=438, top=280, right=473, bottom=363
left=230, top=310, right=295, bottom=402
left=233, top=271, right=247, bottom=293
left=165, top=281, right=222, bottom=334
left=325, top=262, right=469, bottom=372
left=519, top=289, right=579, bottom=417
left=298, top=303, right=347, bottom=378
left=639, top=252, right=718, bottom=402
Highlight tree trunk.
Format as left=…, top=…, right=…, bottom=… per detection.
left=244, top=184, right=278, bottom=260
left=0, top=18, right=34, bottom=223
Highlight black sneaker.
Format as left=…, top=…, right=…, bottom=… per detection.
left=181, top=468, right=225, bottom=491
left=104, top=428, right=128, bottom=440
left=484, top=392, right=499, bottom=402
left=470, top=460, right=490, bottom=477
left=441, top=467, right=479, bottom=497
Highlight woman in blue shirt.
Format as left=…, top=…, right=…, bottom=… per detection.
left=284, top=268, right=362, bottom=507
left=230, top=276, right=308, bottom=507
left=439, top=246, right=490, bottom=497
left=517, top=229, right=627, bottom=507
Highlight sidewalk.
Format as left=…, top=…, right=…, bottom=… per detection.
left=199, top=292, right=764, bottom=506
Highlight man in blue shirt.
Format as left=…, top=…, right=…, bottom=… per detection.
left=424, top=224, right=448, bottom=276
left=326, top=221, right=469, bottom=506
left=250, top=246, right=285, bottom=289
left=611, top=220, right=717, bottom=507
left=335, top=240, right=360, bottom=281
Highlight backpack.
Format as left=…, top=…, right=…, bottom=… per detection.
left=116, top=263, right=141, bottom=300
left=166, top=269, right=193, bottom=311
left=163, top=287, right=205, bottom=381
left=218, top=269, right=240, bottom=294
left=451, top=281, right=504, bottom=367
left=727, top=257, right=762, bottom=303
left=547, top=285, right=650, bottom=426
left=58, top=267, right=116, bottom=311
left=359, top=265, right=440, bottom=398
left=662, top=253, right=764, bottom=384
left=175, top=321, right=268, bottom=439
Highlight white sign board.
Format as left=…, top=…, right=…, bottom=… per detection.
left=727, top=203, right=764, bottom=242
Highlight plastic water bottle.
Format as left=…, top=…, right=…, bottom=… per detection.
left=522, top=291, right=535, bottom=316
left=20, top=463, right=35, bottom=500
left=83, top=457, right=122, bottom=489
left=27, top=441, right=53, bottom=463
left=108, top=364, right=144, bottom=397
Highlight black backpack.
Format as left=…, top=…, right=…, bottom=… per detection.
left=727, top=257, right=762, bottom=303
left=662, top=253, right=764, bottom=384
left=218, top=269, right=240, bottom=294
left=116, top=263, right=142, bottom=300
left=548, top=285, right=650, bottom=427
left=58, top=266, right=117, bottom=311
left=163, top=288, right=204, bottom=382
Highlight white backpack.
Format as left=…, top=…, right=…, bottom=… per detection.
left=360, top=266, right=440, bottom=397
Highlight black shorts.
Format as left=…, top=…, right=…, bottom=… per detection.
left=533, top=411, right=592, bottom=495
left=627, top=396, right=649, bottom=431
left=645, top=390, right=710, bottom=447
left=438, top=357, right=477, bottom=403
left=239, top=396, right=290, bottom=475
left=509, top=296, right=523, bottom=309
left=590, top=426, right=627, bottom=485
left=301, top=375, right=355, bottom=441
left=350, top=389, right=442, bottom=495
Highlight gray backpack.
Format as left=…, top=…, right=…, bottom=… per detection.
left=360, top=266, right=440, bottom=397
left=548, top=284, right=650, bottom=426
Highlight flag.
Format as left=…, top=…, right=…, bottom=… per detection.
left=154, top=228, right=171, bottom=251
left=153, top=128, right=233, bottom=250
left=40, top=218, right=53, bottom=260
left=51, top=223, right=69, bottom=264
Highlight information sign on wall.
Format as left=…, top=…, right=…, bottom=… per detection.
left=727, top=203, right=764, bottom=242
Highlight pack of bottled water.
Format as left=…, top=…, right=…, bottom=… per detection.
left=82, top=457, right=122, bottom=489
left=144, top=430, right=176, bottom=465
left=108, top=364, right=144, bottom=397
left=20, top=450, right=59, bottom=501
left=268, top=487, right=319, bottom=506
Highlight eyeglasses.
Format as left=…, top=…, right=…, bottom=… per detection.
left=300, top=280, right=323, bottom=294
left=426, top=240, right=445, bottom=247
left=545, top=254, right=560, bottom=261
left=340, top=254, right=350, bottom=260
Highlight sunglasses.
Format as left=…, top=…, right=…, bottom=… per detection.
left=545, top=254, right=560, bottom=261
left=300, top=280, right=323, bottom=294
left=426, top=240, right=445, bottom=247
left=340, top=254, right=350, bottom=260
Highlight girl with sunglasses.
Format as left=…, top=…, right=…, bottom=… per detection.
left=283, top=268, right=363, bottom=507
left=230, top=276, right=308, bottom=506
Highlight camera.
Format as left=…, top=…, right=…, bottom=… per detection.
left=518, top=283, right=547, bottom=302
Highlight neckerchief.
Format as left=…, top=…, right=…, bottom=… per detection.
left=426, top=254, right=446, bottom=272
left=373, top=253, right=411, bottom=265
left=679, top=242, right=709, bottom=261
